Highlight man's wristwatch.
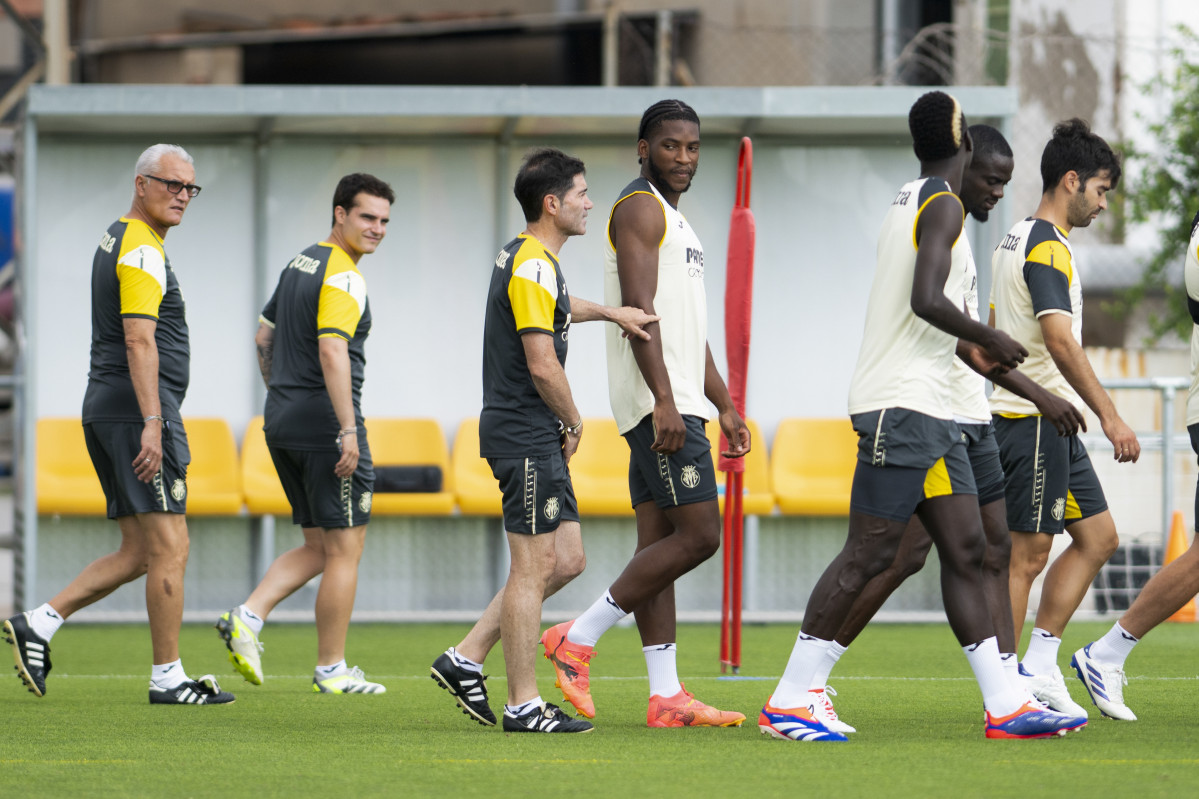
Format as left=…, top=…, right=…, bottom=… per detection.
left=564, top=419, right=583, bottom=437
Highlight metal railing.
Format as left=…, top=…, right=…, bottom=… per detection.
left=1080, top=377, right=1191, bottom=548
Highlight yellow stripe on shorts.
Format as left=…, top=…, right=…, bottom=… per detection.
left=923, top=458, right=953, bottom=499
left=1064, top=490, right=1082, bottom=520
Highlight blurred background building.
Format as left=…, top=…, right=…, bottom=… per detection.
left=4, top=0, right=1198, bottom=362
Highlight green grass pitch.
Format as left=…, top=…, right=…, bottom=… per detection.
left=3, top=620, right=1198, bottom=798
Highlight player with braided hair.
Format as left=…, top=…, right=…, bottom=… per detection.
left=758, top=92, right=1086, bottom=742
left=636, top=99, right=701, bottom=160
left=540, top=99, right=750, bottom=729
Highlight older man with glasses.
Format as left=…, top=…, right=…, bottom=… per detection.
left=3, top=143, right=235, bottom=705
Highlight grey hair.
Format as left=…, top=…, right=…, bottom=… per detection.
left=134, top=143, right=193, bottom=179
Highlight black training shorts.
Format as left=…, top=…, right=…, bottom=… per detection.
left=84, top=420, right=190, bottom=519
left=624, top=414, right=718, bottom=509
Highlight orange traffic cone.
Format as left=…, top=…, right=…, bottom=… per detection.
left=1166, top=510, right=1196, bottom=623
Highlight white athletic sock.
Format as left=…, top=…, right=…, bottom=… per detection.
left=151, top=659, right=188, bottom=689
left=964, top=637, right=1023, bottom=717
left=29, top=603, right=65, bottom=641
left=1022, top=628, right=1062, bottom=675
left=1088, top=622, right=1139, bottom=668
left=810, top=640, right=847, bottom=691
left=1000, top=652, right=1020, bottom=691
left=771, top=633, right=831, bottom=709
left=644, top=643, right=682, bottom=698
left=448, top=647, right=483, bottom=673
left=315, top=659, right=348, bottom=679
left=238, top=605, right=265, bottom=636
left=567, top=590, right=627, bottom=647
left=506, top=696, right=542, bottom=717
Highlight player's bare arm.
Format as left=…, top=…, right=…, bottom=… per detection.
left=124, top=316, right=163, bottom=483
left=702, top=343, right=750, bottom=458
left=522, top=331, right=583, bottom=463
left=1040, top=312, right=1139, bottom=462
left=611, top=191, right=685, bottom=455
left=568, top=295, right=659, bottom=341
left=318, top=335, right=360, bottom=478
left=254, top=322, right=274, bottom=387
left=912, top=195, right=1027, bottom=369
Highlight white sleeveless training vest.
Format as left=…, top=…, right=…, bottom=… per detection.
left=848, top=176, right=971, bottom=420
left=604, top=178, right=709, bottom=434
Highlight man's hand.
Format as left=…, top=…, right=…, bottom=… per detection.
left=561, top=424, right=582, bottom=464
left=652, top=401, right=687, bottom=454
left=961, top=343, right=1011, bottom=379
left=132, top=421, right=164, bottom=483
left=610, top=306, right=660, bottom=341
left=335, top=430, right=359, bottom=477
left=1102, top=417, right=1140, bottom=463
left=982, top=328, right=1028, bottom=370
left=1035, top=394, right=1087, bottom=437
left=719, top=409, right=751, bottom=458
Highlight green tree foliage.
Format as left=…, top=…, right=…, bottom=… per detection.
left=1114, top=26, right=1199, bottom=342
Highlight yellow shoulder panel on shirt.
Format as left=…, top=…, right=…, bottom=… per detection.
left=509, top=241, right=558, bottom=333
left=1026, top=240, right=1073, bottom=284
left=606, top=190, right=666, bottom=251
left=910, top=192, right=964, bottom=251
left=317, top=245, right=367, bottom=340
left=116, top=217, right=168, bottom=318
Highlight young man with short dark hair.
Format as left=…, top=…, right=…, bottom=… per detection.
left=991, top=119, right=1139, bottom=718
left=216, top=173, right=395, bottom=695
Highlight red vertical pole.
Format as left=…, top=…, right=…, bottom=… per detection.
left=720, top=137, right=754, bottom=672
left=731, top=471, right=744, bottom=670
left=720, top=472, right=735, bottom=672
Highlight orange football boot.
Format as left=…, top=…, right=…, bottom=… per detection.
left=647, top=683, right=746, bottom=728
left=540, top=621, right=596, bottom=718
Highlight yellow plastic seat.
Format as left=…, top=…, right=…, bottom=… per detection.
left=704, top=418, right=774, bottom=515
left=451, top=417, right=502, bottom=516
left=182, top=417, right=243, bottom=515
left=365, top=417, right=455, bottom=515
left=241, top=415, right=291, bottom=516
left=771, top=417, right=859, bottom=516
left=570, top=417, right=634, bottom=516
left=37, top=418, right=107, bottom=515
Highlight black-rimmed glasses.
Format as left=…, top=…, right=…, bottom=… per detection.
left=142, top=174, right=202, bottom=198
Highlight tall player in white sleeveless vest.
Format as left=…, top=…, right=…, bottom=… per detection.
left=1070, top=210, right=1199, bottom=722
left=760, top=92, right=1086, bottom=742
left=989, top=120, right=1138, bottom=720
left=798, top=125, right=1086, bottom=735
left=540, top=100, right=750, bottom=728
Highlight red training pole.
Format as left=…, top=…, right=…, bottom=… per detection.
left=719, top=137, right=755, bottom=673
left=720, top=471, right=735, bottom=672
left=731, top=471, right=745, bottom=670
